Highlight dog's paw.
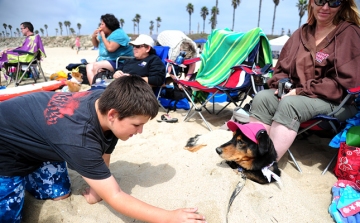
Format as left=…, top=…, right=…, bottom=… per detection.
left=184, top=134, right=207, bottom=152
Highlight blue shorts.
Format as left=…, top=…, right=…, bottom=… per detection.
left=0, top=161, right=71, bottom=222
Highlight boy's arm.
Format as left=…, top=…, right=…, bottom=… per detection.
left=82, top=176, right=206, bottom=223
left=82, top=153, right=112, bottom=203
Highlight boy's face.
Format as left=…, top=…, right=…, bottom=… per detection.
left=110, top=114, right=150, bottom=141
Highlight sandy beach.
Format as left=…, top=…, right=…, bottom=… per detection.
left=3, top=47, right=337, bottom=223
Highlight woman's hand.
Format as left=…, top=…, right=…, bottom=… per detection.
left=274, top=88, right=296, bottom=100
left=82, top=186, right=103, bottom=204
left=113, top=70, right=130, bottom=79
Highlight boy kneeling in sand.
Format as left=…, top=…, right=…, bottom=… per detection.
left=0, top=76, right=206, bottom=223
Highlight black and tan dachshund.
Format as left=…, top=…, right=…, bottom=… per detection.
left=185, top=122, right=281, bottom=184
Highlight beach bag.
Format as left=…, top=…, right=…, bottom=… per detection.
left=334, top=142, right=360, bottom=188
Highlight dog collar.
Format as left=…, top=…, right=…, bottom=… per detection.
left=261, top=162, right=282, bottom=186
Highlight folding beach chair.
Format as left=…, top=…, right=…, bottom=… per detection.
left=0, top=34, right=47, bottom=87
left=172, top=28, right=273, bottom=131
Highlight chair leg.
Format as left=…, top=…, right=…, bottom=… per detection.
left=321, top=153, right=337, bottom=175
left=38, top=62, right=47, bottom=82
left=287, top=149, right=302, bottom=173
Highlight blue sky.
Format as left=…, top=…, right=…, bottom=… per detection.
left=1, top=0, right=309, bottom=37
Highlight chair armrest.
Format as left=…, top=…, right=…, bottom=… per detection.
left=12, top=49, right=34, bottom=55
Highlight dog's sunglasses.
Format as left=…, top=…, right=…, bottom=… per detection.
left=314, top=0, right=343, bottom=8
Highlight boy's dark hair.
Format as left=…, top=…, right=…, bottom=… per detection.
left=100, top=14, right=120, bottom=32
left=98, top=76, right=158, bottom=120
left=21, top=22, right=34, bottom=32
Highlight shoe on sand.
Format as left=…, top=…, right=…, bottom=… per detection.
left=157, top=114, right=178, bottom=123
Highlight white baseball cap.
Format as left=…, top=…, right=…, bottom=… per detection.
left=130, top=34, right=154, bottom=47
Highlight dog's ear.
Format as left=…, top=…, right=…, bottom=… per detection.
left=256, top=130, right=270, bottom=156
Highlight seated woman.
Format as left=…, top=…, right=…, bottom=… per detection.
left=86, top=13, right=133, bottom=84
left=248, top=0, right=360, bottom=161
left=113, top=34, right=165, bottom=87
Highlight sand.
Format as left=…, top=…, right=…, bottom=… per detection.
left=3, top=47, right=337, bottom=223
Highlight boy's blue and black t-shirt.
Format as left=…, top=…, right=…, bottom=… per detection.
left=0, top=89, right=117, bottom=179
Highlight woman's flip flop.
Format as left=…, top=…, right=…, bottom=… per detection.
left=157, top=114, right=178, bottom=123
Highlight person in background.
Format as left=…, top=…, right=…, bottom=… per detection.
left=248, top=0, right=360, bottom=161
left=113, top=34, right=165, bottom=87
left=86, top=13, right=133, bottom=84
left=75, top=36, right=80, bottom=54
left=0, top=22, right=45, bottom=85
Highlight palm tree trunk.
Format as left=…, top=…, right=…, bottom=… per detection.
left=232, top=8, right=235, bottom=31
left=257, top=0, right=262, bottom=27
left=203, top=19, right=205, bottom=34
left=271, top=5, right=277, bottom=35
left=215, top=0, right=218, bottom=29
left=189, top=15, right=191, bottom=34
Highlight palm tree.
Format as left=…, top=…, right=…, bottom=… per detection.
left=186, top=3, right=194, bottom=34
left=149, top=20, right=154, bottom=35
left=119, top=19, right=125, bottom=28
left=132, top=18, right=137, bottom=35
left=257, top=0, right=263, bottom=27
left=210, top=6, right=219, bottom=30
left=135, top=14, right=141, bottom=34
left=16, top=28, right=20, bottom=37
left=1, top=31, right=4, bottom=38
left=44, top=24, right=48, bottom=37
left=55, top=28, right=58, bottom=36
left=156, top=17, right=161, bottom=34
left=297, top=0, right=308, bottom=28
left=231, top=0, right=241, bottom=31
left=214, top=0, right=219, bottom=29
left=200, top=6, right=209, bottom=34
left=70, top=27, right=76, bottom=35
left=63, top=21, right=69, bottom=35
left=3, top=23, right=7, bottom=38
left=8, top=25, right=12, bottom=37
left=77, top=23, right=81, bottom=35
left=58, top=22, right=63, bottom=36
left=68, top=21, right=72, bottom=35
left=40, top=28, right=44, bottom=36
left=271, top=0, right=280, bottom=35
left=35, top=30, right=39, bottom=35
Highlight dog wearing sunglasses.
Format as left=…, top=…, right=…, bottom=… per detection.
left=185, top=121, right=281, bottom=184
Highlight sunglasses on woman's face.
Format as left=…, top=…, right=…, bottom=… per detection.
left=314, top=0, right=342, bottom=8
left=133, top=45, right=146, bottom=49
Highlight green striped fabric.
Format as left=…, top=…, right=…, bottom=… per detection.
left=196, top=27, right=272, bottom=87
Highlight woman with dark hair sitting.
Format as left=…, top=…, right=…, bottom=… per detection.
left=113, top=34, right=165, bottom=87
left=87, top=13, right=133, bottom=84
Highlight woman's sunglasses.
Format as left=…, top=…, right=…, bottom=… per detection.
left=133, top=45, right=146, bottom=49
left=314, top=0, right=343, bottom=8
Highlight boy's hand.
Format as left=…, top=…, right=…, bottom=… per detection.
left=82, top=186, right=103, bottom=204
left=168, top=208, right=206, bottom=223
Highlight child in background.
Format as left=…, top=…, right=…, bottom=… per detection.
left=75, top=36, right=80, bottom=54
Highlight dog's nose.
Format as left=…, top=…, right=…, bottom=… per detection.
left=216, top=147, right=222, bottom=155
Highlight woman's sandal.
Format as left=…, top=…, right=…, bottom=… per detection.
left=157, top=114, right=178, bottom=123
